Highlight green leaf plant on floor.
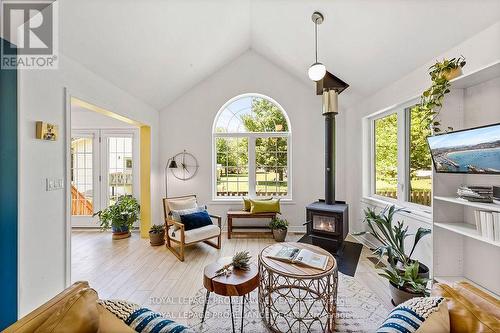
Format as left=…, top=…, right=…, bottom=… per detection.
left=412, top=56, right=466, bottom=134
left=354, top=205, right=432, bottom=296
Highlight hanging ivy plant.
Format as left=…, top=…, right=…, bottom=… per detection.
left=412, top=56, right=466, bottom=134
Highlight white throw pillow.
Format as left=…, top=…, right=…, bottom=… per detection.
left=167, top=196, right=197, bottom=212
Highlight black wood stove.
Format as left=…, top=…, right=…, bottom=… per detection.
left=301, top=71, right=349, bottom=253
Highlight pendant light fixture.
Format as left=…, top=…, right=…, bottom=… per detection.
left=308, top=11, right=326, bottom=81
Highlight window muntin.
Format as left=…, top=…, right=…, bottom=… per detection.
left=71, top=137, right=94, bottom=215
left=371, top=103, right=432, bottom=209
left=213, top=94, right=290, bottom=199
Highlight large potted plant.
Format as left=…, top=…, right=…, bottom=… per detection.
left=94, top=195, right=140, bottom=240
left=269, top=217, right=288, bottom=242
left=355, top=205, right=431, bottom=305
left=412, top=56, right=466, bottom=134
left=149, top=224, right=165, bottom=246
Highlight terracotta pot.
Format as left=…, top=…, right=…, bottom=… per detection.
left=272, top=228, right=287, bottom=242
left=112, top=225, right=131, bottom=240
left=149, top=231, right=165, bottom=246
left=389, top=281, right=424, bottom=306
left=442, top=67, right=462, bottom=81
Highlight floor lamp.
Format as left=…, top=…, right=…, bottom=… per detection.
left=164, top=158, right=178, bottom=198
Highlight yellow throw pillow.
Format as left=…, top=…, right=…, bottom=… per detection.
left=250, top=198, right=280, bottom=214
left=243, top=197, right=272, bottom=211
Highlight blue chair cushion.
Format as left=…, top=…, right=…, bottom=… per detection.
left=180, top=210, right=213, bottom=231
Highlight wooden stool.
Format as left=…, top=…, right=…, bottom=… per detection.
left=202, top=257, right=259, bottom=333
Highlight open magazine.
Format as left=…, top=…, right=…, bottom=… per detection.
left=266, top=245, right=329, bottom=270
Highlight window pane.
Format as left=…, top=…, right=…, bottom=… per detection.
left=215, top=137, right=248, bottom=197
left=71, top=137, right=94, bottom=216
left=108, top=137, right=133, bottom=205
left=374, top=113, right=398, bottom=199
left=256, top=138, right=288, bottom=197
left=408, top=107, right=432, bottom=206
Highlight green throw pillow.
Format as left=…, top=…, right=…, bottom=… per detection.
left=242, top=197, right=272, bottom=211
left=250, top=198, right=281, bottom=214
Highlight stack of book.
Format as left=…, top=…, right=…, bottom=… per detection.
left=457, top=185, right=493, bottom=203
left=474, top=210, right=500, bottom=242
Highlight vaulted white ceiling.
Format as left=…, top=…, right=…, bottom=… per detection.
left=60, top=0, right=500, bottom=111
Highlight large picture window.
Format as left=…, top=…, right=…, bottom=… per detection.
left=213, top=94, right=291, bottom=199
left=370, top=103, right=432, bottom=208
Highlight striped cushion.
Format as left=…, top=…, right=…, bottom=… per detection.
left=377, top=297, right=449, bottom=333
left=98, top=299, right=193, bottom=333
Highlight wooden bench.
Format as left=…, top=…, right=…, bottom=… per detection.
left=227, top=210, right=277, bottom=239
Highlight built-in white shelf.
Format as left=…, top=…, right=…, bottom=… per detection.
left=450, top=60, right=500, bottom=89
left=434, top=276, right=500, bottom=298
left=434, top=222, right=500, bottom=247
left=434, top=196, right=500, bottom=212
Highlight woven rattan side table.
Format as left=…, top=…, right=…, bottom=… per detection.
left=258, top=242, right=338, bottom=333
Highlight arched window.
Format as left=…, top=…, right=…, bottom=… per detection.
left=213, top=94, right=291, bottom=199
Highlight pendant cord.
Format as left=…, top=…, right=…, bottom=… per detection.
left=314, top=18, right=318, bottom=63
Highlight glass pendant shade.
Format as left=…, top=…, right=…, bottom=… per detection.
left=308, top=62, right=326, bottom=81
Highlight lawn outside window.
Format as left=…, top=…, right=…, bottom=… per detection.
left=212, top=94, right=291, bottom=200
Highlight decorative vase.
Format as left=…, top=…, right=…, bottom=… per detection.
left=149, top=231, right=165, bottom=246
left=389, top=281, right=424, bottom=306
left=112, top=225, right=131, bottom=240
left=442, top=67, right=462, bottom=81
left=272, top=228, right=287, bottom=242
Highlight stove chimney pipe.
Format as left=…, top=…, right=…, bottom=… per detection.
left=323, top=90, right=338, bottom=205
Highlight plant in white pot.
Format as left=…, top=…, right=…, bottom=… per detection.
left=93, top=195, right=140, bottom=240
left=355, top=205, right=431, bottom=305
left=269, top=217, right=288, bottom=242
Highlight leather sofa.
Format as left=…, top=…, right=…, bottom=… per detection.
left=432, top=282, right=500, bottom=333
left=4, top=281, right=136, bottom=333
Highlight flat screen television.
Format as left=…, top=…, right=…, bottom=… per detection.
left=427, top=123, right=500, bottom=174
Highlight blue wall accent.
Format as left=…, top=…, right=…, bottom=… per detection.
left=0, top=37, right=18, bottom=329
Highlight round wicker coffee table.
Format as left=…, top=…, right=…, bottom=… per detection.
left=258, top=242, right=338, bottom=333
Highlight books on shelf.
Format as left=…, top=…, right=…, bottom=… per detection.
left=474, top=210, right=500, bottom=242
left=266, top=245, right=329, bottom=270
left=458, top=185, right=493, bottom=203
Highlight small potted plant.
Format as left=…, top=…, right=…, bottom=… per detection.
left=269, top=217, right=288, bottom=242
left=93, top=195, right=140, bottom=240
left=412, top=56, right=466, bottom=134
left=381, top=261, right=429, bottom=305
left=149, top=224, right=165, bottom=246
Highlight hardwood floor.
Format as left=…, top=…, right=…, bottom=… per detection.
left=71, top=230, right=393, bottom=324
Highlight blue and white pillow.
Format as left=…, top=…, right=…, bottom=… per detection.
left=169, top=206, right=205, bottom=222
left=99, top=299, right=193, bottom=333
left=377, top=297, right=449, bottom=333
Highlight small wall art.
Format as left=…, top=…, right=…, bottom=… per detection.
left=35, top=121, right=58, bottom=141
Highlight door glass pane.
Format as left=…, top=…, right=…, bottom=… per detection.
left=108, top=137, right=133, bottom=205
left=71, top=137, right=94, bottom=215
left=255, top=137, right=288, bottom=196
left=408, top=107, right=432, bottom=206
left=374, top=113, right=398, bottom=199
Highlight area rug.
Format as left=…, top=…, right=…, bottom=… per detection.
left=188, top=273, right=389, bottom=332
left=298, top=236, right=364, bottom=277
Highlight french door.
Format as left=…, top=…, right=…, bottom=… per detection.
left=71, top=129, right=138, bottom=227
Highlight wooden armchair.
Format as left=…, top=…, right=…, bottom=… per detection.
left=162, top=195, right=221, bottom=261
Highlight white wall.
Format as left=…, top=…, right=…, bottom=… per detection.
left=159, top=51, right=342, bottom=230
left=18, top=54, right=161, bottom=316
left=343, top=22, right=500, bottom=265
